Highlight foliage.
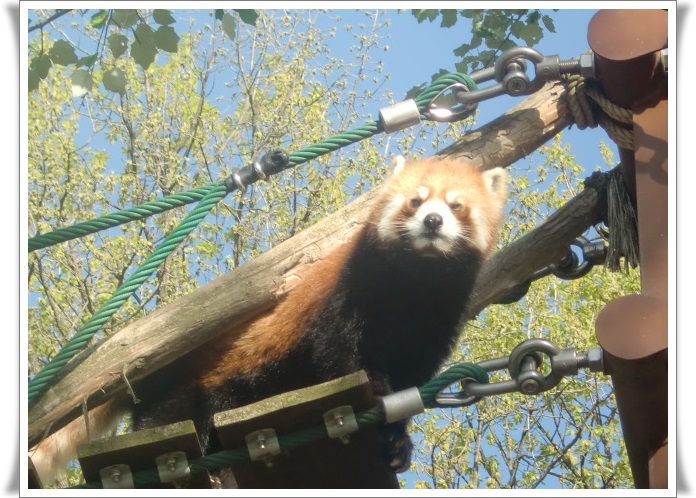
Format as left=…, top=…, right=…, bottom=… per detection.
left=28, top=9, right=258, bottom=93
left=404, top=9, right=557, bottom=97
left=27, top=9, right=634, bottom=489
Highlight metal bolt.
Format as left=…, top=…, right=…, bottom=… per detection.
left=111, top=467, right=121, bottom=483
left=579, top=52, right=595, bottom=78
left=257, top=433, right=266, bottom=450
left=167, top=455, right=177, bottom=472
left=587, top=348, right=605, bottom=373
left=660, top=48, right=668, bottom=73
left=520, top=378, right=540, bottom=394
left=334, top=412, right=344, bottom=427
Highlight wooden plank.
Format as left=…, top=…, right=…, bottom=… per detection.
left=214, top=370, right=400, bottom=489
left=28, top=456, right=43, bottom=489
left=77, top=420, right=211, bottom=488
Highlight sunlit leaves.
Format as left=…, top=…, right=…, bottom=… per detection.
left=28, top=9, right=256, bottom=92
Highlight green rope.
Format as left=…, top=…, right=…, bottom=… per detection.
left=28, top=72, right=477, bottom=254
left=418, top=362, right=489, bottom=408
left=27, top=71, right=479, bottom=404
left=28, top=185, right=216, bottom=252
left=27, top=182, right=228, bottom=404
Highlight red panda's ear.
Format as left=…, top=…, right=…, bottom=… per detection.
left=391, top=155, right=406, bottom=176
left=482, top=167, right=510, bottom=201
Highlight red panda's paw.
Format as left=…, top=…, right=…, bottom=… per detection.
left=380, top=420, right=414, bottom=473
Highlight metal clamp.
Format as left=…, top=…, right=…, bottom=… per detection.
left=381, top=387, right=425, bottom=422
left=434, top=339, right=606, bottom=407
left=155, top=451, right=190, bottom=483
left=534, top=236, right=607, bottom=281
left=245, top=428, right=281, bottom=467
left=98, top=463, right=134, bottom=489
left=323, top=405, right=359, bottom=444
left=426, top=46, right=597, bottom=123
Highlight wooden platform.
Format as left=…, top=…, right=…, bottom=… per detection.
left=77, top=419, right=211, bottom=488
left=214, top=370, right=400, bottom=488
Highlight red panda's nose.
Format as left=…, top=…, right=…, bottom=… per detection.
left=423, top=213, right=443, bottom=232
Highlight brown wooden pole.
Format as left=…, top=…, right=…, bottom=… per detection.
left=589, top=9, right=669, bottom=489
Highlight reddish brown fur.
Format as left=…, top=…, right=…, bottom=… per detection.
left=189, top=240, right=355, bottom=388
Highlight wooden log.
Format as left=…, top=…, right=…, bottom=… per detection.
left=29, top=80, right=588, bottom=447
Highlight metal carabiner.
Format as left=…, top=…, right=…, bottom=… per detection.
left=422, top=82, right=479, bottom=122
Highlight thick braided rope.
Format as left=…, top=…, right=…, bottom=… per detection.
left=27, top=183, right=228, bottom=404
left=28, top=186, right=216, bottom=252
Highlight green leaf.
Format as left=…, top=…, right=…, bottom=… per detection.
left=234, top=9, right=258, bottom=26
left=154, top=26, right=179, bottom=53
left=518, top=22, right=543, bottom=45
left=221, top=13, right=236, bottom=40
left=440, top=9, right=458, bottom=28
left=132, top=23, right=157, bottom=69
left=102, top=67, right=126, bottom=94
left=71, top=69, right=93, bottom=97
left=134, top=22, right=155, bottom=45
left=90, top=9, right=109, bottom=29
left=107, top=33, right=129, bottom=58
left=214, top=9, right=224, bottom=21
left=111, top=9, right=139, bottom=29
left=411, top=9, right=438, bottom=23
left=30, top=54, right=52, bottom=79
left=153, top=9, right=175, bottom=26
left=48, top=40, right=77, bottom=66
left=542, top=15, right=556, bottom=33
left=131, top=40, right=157, bottom=69
left=28, top=68, right=40, bottom=92
left=77, top=53, right=98, bottom=68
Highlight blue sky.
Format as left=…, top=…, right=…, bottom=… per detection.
left=14, top=3, right=683, bottom=494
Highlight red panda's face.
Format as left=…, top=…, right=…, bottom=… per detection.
left=372, top=157, right=509, bottom=258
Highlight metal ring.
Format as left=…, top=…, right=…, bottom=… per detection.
left=232, top=172, right=246, bottom=191
left=252, top=160, right=267, bottom=180
left=494, top=47, right=544, bottom=83
left=508, top=339, right=561, bottom=393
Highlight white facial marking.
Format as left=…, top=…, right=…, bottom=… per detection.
left=470, top=206, right=489, bottom=253
left=417, top=186, right=430, bottom=201
left=377, top=194, right=406, bottom=243
left=445, top=190, right=460, bottom=204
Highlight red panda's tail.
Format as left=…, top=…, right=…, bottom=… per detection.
left=29, top=398, right=128, bottom=488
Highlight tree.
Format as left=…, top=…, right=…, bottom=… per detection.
left=27, top=8, right=635, bottom=489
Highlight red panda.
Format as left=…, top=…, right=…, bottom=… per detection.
left=30, top=156, right=509, bottom=486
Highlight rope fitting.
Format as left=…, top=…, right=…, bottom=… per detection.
left=381, top=387, right=425, bottom=423
left=379, top=99, right=421, bottom=133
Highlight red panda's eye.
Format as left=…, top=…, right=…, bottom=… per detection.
left=450, top=203, right=462, bottom=211
left=410, top=198, right=422, bottom=209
